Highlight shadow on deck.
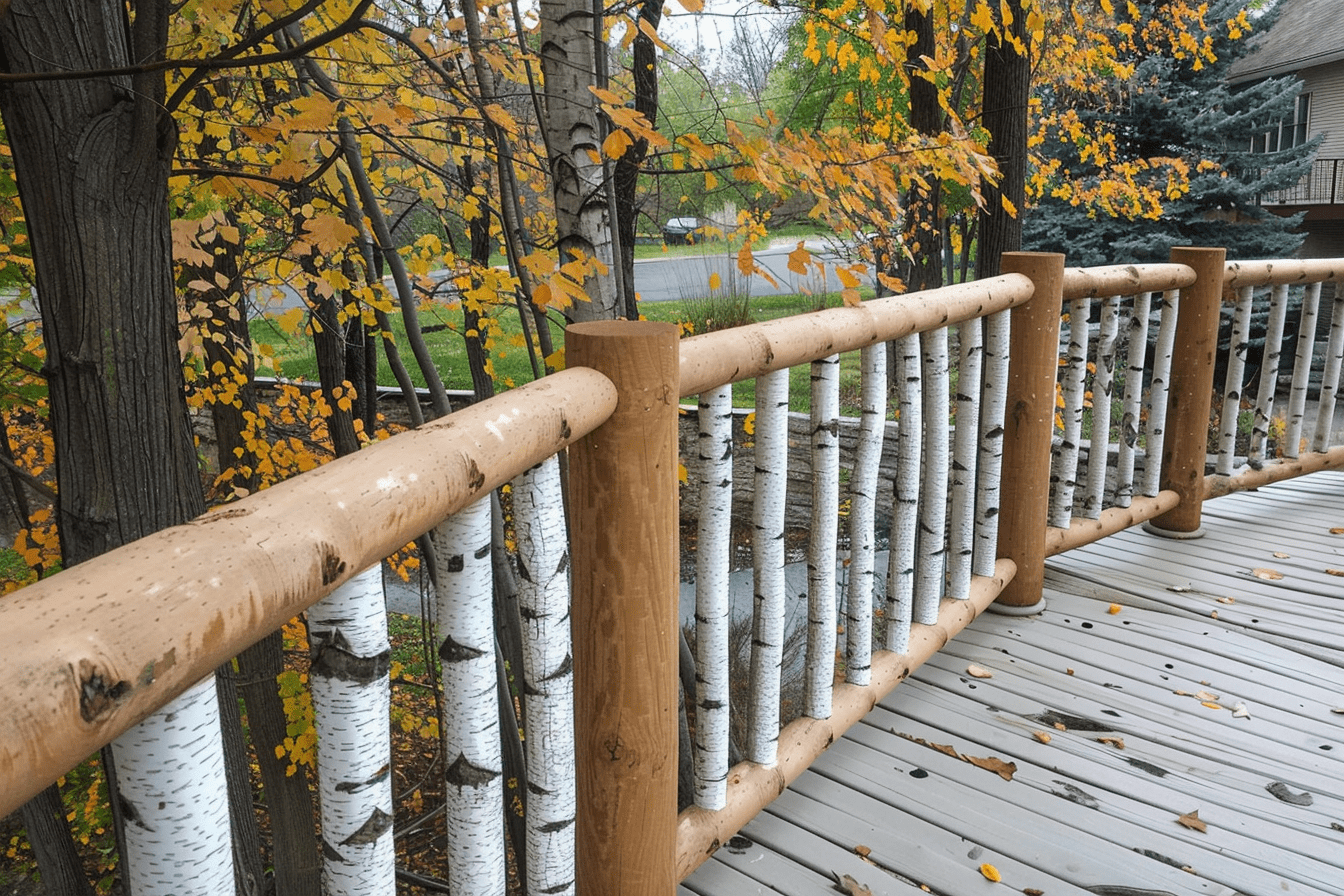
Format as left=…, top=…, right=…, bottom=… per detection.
left=683, top=471, right=1344, bottom=896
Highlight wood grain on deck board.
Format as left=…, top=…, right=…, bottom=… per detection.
left=685, top=471, right=1344, bottom=895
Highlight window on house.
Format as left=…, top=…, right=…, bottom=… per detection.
left=1252, top=93, right=1311, bottom=153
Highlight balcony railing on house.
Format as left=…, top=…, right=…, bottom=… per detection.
left=1, top=249, right=1343, bottom=895
left=1259, top=156, right=1344, bottom=205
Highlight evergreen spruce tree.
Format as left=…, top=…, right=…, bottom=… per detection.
left=1024, top=0, right=1318, bottom=264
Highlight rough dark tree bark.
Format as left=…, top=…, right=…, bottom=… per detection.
left=613, top=0, right=662, bottom=320
left=976, top=0, right=1031, bottom=279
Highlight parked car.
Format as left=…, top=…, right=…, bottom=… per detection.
left=661, top=216, right=700, bottom=245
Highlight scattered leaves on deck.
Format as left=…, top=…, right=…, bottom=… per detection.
left=1232, top=703, right=1250, bottom=719
left=832, top=872, right=873, bottom=895
left=894, top=732, right=1017, bottom=780
left=966, top=664, right=994, bottom=679
left=1273, top=551, right=1290, bottom=559
left=1096, top=736, right=1126, bottom=749
left=1329, top=527, right=1344, bottom=535
left=1108, top=603, right=1122, bottom=614
left=1250, top=567, right=1284, bottom=580
left=1176, top=809, right=1208, bottom=833
left=1266, top=781, right=1314, bottom=806
left=854, top=844, right=871, bottom=858
left=1326, top=569, right=1344, bottom=577
left=979, top=863, right=1002, bottom=882
left=1216, top=596, right=1236, bottom=604
left=1032, top=730, right=1053, bottom=744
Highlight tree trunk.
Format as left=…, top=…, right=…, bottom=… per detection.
left=613, top=0, right=662, bottom=319
left=976, top=1, right=1031, bottom=279
left=540, top=0, right=619, bottom=322
left=0, top=3, right=232, bottom=893
left=901, top=2, right=943, bottom=292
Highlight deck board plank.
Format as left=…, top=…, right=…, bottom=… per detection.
left=685, top=471, right=1344, bottom=895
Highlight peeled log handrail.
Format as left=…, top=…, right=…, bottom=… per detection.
left=1223, top=258, right=1344, bottom=288
left=0, top=367, right=618, bottom=817
left=1045, top=491, right=1181, bottom=555
left=675, top=560, right=1015, bottom=882
left=1204, top=446, right=1344, bottom=500
left=1060, top=262, right=1195, bottom=300
left=677, top=274, right=1034, bottom=396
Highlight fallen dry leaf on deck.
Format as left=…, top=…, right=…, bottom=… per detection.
left=1216, top=596, right=1236, bottom=604
left=1210, top=610, right=1219, bottom=619
left=1332, top=708, right=1344, bottom=715
left=1250, top=567, right=1284, bottom=580
left=1200, top=701, right=1223, bottom=710
left=967, top=664, right=994, bottom=679
left=1232, top=703, right=1250, bottom=719
left=1176, top=810, right=1207, bottom=833
left=1032, top=730, right=1053, bottom=744
left=1196, top=690, right=1220, bottom=701
left=1066, top=668, right=1075, bottom=676
left=1097, top=736, right=1126, bottom=749
left=1273, top=551, right=1290, bottom=559
left=979, top=863, right=1002, bottom=882
left=1327, top=569, right=1344, bottom=577
left=966, top=755, right=1018, bottom=781
left=1024, top=890, right=1044, bottom=896
left=1108, top=603, right=1122, bottom=614
left=1054, top=722, right=1067, bottom=730
left=832, top=872, right=873, bottom=895
left=854, top=845, right=871, bottom=858
left=1330, top=527, right=1344, bottom=535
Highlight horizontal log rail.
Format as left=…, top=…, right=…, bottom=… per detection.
left=678, top=274, right=1034, bottom=396
left=1223, top=258, right=1344, bottom=288
left=0, top=367, right=618, bottom=817
left=1045, top=491, right=1181, bottom=556
left=1205, top=446, right=1344, bottom=500
left=1060, top=262, right=1194, bottom=299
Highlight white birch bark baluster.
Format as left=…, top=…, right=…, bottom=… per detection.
left=749, top=368, right=789, bottom=766
left=112, top=676, right=234, bottom=896
left=1216, top=286, right=1256, bottom=475
left=436, top=498, right=505, bottom=895
left=974, top=311, right=1010, bottom=579
left=1285, top=282, right=1322, bottom=458
left=512, top=456, right=576, bottom=896
left=694, top=384, right=733, bottom=809
left=1083, top=296, right=1121, bottom=519
left=1312, top=287, right=1344, bottom=453
left=1141, top=290, right=1180, bottom=498
left=805, top=359, right=840, bottom=720
left=308, top=566, right=395, bottom=896
left=1114, top=291, right=1153, bottom=506
left=1051, top=297, right=1091, bottom=527
left=915, top=327, right=950, bottom=626
left=886, top=334, right=922, bottom=655
left=1250, top=284, right=1290, bottom=464
left=845, top=344, right=886, bottom=687
left=947, top=318, right=982, bottom=599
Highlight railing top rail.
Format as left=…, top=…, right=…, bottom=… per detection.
left=1224, top=258, right=1344, bottom=288
left=678, top=273, right=1034, bottom=397
left=0, top=367, right=617, bottom=816
left=1060, top=263, right=1195, bottom=300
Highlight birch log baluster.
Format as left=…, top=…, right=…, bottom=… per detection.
left=947, top=318, right=982, bottom=599
left=1216, top=285, right=1256, bottom=475
left=749, top=368, right=789, bottom=766
left=915, top=327, right=950, bottom=625
left=1114, top=291, right=1153, bottom=506
left=694, top=384, right=734, bottom=809
left=111, top=676, right=234, bottom=896
left=1312, top=288, right=1344, bottom=453
left=1249, top=284, right=1290, bottom=464
left=1141, top=290, right=1180, bottom=498
left=1051, top=297, right=1091, bottom=527
left=308, top=566, right=395, bottom=896
left=806, top=358, right=841, bottom=720
left=887, top=334, right=922, bottom=654
left=845, top=344, right=886, bottom=687
left=436, top=497, right=505, bottom=895
left=512, top=456, right=576, bottom=896
left=974, top=311, right=1009, bottom=579
left=1285, top=282, right=1322, bottom=457
left=1082, top=296, right=1121, bottom=518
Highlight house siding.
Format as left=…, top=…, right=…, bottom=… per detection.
left=1299, top=62, right=1344, bottom=158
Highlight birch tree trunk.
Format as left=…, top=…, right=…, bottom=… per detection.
left=0, top=3, right=230, bottom=891
left=308, top=568, right=395, bottom=896
left=436, top=498, right=506, bottom=894
left=1249, top=284, right=1290, bottom=463
left=806, top=359, right=840, bottom=720
left=1312, top=290, right=1344, bottom=453
left=539, top=0, right=619, bottom=321
left=947, top=319, right=982, bottom=599
left=915, top=328, right=950, bottom=625
left=1115, top=291, right=1153, bottom=505
left=512, top=457, right=577, bottom=895
left=749, top=369, right=789, bottom=766
left=887, top=335, right=922, bottom=654
left=1141, top=291, right=1180, bottom=497
left=1285, top=283, right=1322, bottom=457
left=1051, top=297, right=1091, bottom=526
left=845, top=345, right=886, bottom=686
left=974, top=312, right=1009, bottom=578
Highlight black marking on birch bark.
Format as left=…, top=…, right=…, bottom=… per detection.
left=554, top=550, right=570, bottom=576
left=542, top=652, right=573, bottom=682
left=467, top=458, right=486, bottom=492
left=320, top=545, right=347, bottom=585
left=311, top=636, right=391, bottom=684
left=540, top=881, right=575, bottom=895
left=340, top=807, right=393, bottom=846
left=474, top=543, right=491, bottom=560
left=538, top=815, right=576, bottom=834
left=446, top=751, right=502, bottom=787
left=322, top=839, right=345, bottom=862
left=1266, top=781, right=1313, bottom=805
left=335, top=764, right=391, bottom=793
left=982, top=506, right=1000, bottom=519
left=440, top=635, right=487, bottom=663
left=119, top=794, right=152, bottom=831
left=446, top=553, right=465, bottom=572
left=527, top=780, right=555, bottom=796
left=79, top=665, right=131, bottom=722
left=700, top=699, right=725, bottom=711
left=517, top=555, right=533, bottom=583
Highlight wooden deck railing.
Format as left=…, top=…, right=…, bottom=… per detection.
left=3, top=249, right=1344, bottom=895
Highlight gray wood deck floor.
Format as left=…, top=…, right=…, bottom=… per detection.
left=682, top=470, right=1344, bottom=896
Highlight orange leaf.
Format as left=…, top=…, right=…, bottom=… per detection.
left=787, top=243, right=811, bottom=275
left=1176, top=810, right=1207, bottom=833
left=602, top=129, right=633, bottom=159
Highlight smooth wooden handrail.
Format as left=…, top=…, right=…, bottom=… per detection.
left=1060, top=262, right=1195, bottom=299
left=0, top=367, right=618, bottom=816
left=1223, top=257, right=1344, bottom=287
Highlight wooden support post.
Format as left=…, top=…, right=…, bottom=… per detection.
left=568, top=320, right=680, bottom=896
left=994, top=252, right=1065, bottom=610
left=1149, top=246, right=1226, bottom=537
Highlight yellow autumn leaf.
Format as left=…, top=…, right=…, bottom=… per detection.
left=677, top=462, right=688, bottom=486
left=602, top=129, right=633, bottom=159
left=708, top=272, right=722, bottom=290
left=742, top=411, right=756, bottom=435
left=1108, top=603, right=1122, bottom=615
left=676, top=0, right=703, bottom=12
left=841, top=288, right=862, bottom=307
left=737, top=243, right=754, bottom=276
left=787, top=243, right=811, bottom=275
left=979, top=863, right=1001, bottom=882
left=704, top=170, right=718, bottom=191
